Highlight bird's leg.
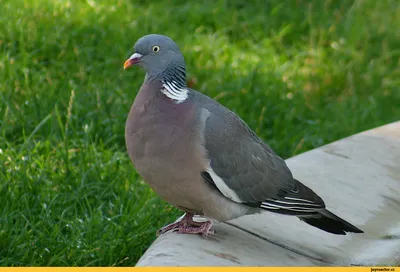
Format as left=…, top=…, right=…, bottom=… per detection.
left=177, top=219, right=215, bottom=238
left=157, top=213, right=214, bottom=237
left=157, top=213, right=195, bottom=236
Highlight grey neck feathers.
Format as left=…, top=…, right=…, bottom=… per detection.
left=161, top=63, right=187, bottom=89
left=147, top=63, right=188, bottom=103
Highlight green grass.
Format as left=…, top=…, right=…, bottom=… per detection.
left=1, top=0, right=399, bottom=266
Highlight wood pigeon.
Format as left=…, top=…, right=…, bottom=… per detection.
left=123, top=34, right=364, bottom=237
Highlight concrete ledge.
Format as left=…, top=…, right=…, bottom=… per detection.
left=136, top=121, right=400, bottom=266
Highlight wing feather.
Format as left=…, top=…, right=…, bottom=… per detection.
left=197, top=96, right=325, bottom=213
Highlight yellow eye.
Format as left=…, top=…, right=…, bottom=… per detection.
left=152, top=45, right=160, bottom=52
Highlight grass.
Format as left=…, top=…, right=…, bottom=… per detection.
left=0, top=0, right=399, bottom=266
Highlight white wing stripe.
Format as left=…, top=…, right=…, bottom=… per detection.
left=261, top=202, right=316, bottom=211
left=206, top=165, right=244, bottom=203
left=261, top=202, right=316, bottom=210
left=261, top=202, right=317, bottom=212
left=262, top=206, right=280, bottom=209
left=284, top=197, right=315, bottom=203
left=271, top=199, right=321, bottom=206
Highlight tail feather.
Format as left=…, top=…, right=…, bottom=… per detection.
left=250, top=177, right=364, bottom=235
left=299, top=209, right=364, bottom=235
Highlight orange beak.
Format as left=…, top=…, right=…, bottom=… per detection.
left=123, top=53, right=143, bottom=69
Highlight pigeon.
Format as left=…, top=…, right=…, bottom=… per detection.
left=123, top=34, right=364, bottom=237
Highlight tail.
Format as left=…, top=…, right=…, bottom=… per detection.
left=299, top=209, right=364, bottom=235
left=257, top=178, right=364, bottom=235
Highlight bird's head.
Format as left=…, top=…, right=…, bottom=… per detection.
left=124, top=34, right=186, bottom=78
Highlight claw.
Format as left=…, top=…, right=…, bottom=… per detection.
left=156, top=221, right=182, bottom=236
left=157, top=213, right=215, bottom=238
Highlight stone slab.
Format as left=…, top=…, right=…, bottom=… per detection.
left=136, top=121, right=400, bottom=266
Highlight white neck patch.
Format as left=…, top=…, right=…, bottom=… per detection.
left=161, top=81, right=188, bottom=103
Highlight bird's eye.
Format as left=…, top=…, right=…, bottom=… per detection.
left=152, top=45, right=160, bottom=52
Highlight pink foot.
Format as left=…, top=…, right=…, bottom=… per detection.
left=157, top=213, right=214, bottom=238
left=156, top=221, right=182, bottom=236
left=177, top=220, right=215, bottom=238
